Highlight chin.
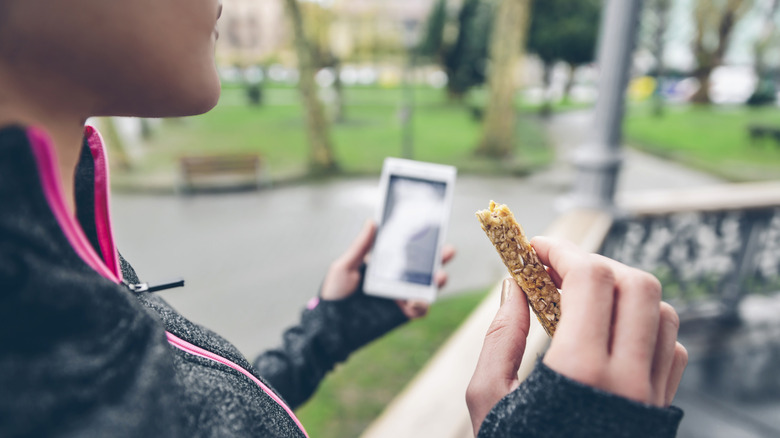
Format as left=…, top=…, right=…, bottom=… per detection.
left=181, top=81, right=222, bottom=116
left=116, top=79, right=222, bottom=118
left=166, top=72, right=223, bottom=117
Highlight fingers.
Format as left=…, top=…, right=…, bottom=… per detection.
left=610, top=264, right=661, bottom=379
left=549, top=254, right=616, bottom=358
left=396, top=299, right=429, bottom=319
left=339, top=220, right=376, bottom=269
left=441, top=244, right=456, bottom=265
left=475, top=279, right=531, bottom=382
left=467, top=278, right=531, bottom=436
left=665, top=343, right=688, bottom=406
left=535, top=236, right=688, bottom=408
left=531, top=236, right=587, bottom=281
left=434, top=271, right=448, bottom=289
left=650, top=302, right=680, bottom=406
left=433, top=245, right=455, bottom=289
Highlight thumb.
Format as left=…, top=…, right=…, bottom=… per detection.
left=339, top=220, right=376, bottom=269
left=476, top=278, right=531, bottom=388
left=467, top=279, right=531, bottom=434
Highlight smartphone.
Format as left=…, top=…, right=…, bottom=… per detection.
left=364, top=158, right=457, bottom=302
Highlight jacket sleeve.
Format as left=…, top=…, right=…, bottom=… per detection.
left=477, top=359, right=684, bottom=438
left=253, top=287, right=408, bottom=409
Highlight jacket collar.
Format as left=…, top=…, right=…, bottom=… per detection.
left=3, top=124, right=122, bottom=283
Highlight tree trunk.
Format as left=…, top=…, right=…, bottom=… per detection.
left=332, top=59, right=345, bottom=124
left=477, top=0, right=531, bottom=157
left=750, top=0, right=778, bottom=99
left=283, top=0, right=338, bottom=175
left=690, top=0, right=748, bottom=104
left=539, top=62, right=553, bottom=118
left=690, top=66, right=714, bottom=104
left=650, top=0, right=671, bottom=117
left=563, top=63, right=577, bottom=103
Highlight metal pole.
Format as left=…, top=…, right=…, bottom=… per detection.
left=565, top=0, right=644, bottom=211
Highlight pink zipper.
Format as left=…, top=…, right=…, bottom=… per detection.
left=166, top=332, right=309, bottom=437
left=84, top=126, right=121, bottom=279
left=27, top=127, right=121, bottom=283
left=27, top=126, right=308, bottom=438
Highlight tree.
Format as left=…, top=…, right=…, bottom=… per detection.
left=417, top=0, right=493, bottom=101
left=527, top=0, right=601, bottom=115
left=477, top=0, right=531, bottom=157
left=444, top=0, right=493, bottom=100
left=642, top=0, right=673, bottom=116
left=417, top=0, right=447, bottom=62
left=299, top=2, right=346, bottom=123
left=283, top=0, right=338, bottom=174
left=690, top=0, right=752, bottom=104
left=747, top=0, right=779, bottom=106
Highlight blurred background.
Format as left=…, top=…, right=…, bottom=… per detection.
left=105, top=0, right=780, bottom=436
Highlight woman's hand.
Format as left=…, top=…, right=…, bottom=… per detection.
left=319, top=220, right=456, bottom=319
left=466, top=236, right=688, bottom=436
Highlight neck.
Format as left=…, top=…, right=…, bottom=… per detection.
left=0, top=88, right=87, bottom=217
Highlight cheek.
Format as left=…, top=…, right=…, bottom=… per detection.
left=122, top=36, right=222, bottom=116
left=66, top=39, right=218, bottom=117
left=7, top=1, right=221, bottom=117
left=140, top=4, right=221, bottom=114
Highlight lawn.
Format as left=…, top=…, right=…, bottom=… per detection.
left=294, top=289, right=489, bottom=438
left=624, top=103, right=780, bottom=182
left=124, top=84, right=552, bottom=185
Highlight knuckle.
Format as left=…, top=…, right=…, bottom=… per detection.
left=465, top=378, right=493, bottom=408
left=675, top=342, right=689, bottom=366
left=628, top=271, right=663, bottom=301
left=484, top=316, right=511, bottom=341
left=582, top=256, right=616, bottom=287
left=659, top=302, right=680, bottom=331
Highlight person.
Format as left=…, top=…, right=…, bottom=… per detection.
left=0, top=1, right=687, bottom=437
left=466, top=237, right=688, bottom=437
left=0, top=1, right=451, bottom=436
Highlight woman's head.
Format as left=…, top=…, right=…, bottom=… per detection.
left=0, top=0, right=223, bottom=118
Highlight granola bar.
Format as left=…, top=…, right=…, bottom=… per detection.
left=476, top=201, right=561, bottom=337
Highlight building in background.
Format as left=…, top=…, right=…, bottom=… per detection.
left=217, top=0, right=437, bottom=66
left=217, top=0, right=287, bottom=64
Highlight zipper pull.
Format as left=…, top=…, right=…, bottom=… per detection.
left=124, top=277, right=185, bottom=294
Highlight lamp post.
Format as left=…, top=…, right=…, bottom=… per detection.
left=563, top=0, right=643, bottom=211
left=400, top=18, right=420, bottom=160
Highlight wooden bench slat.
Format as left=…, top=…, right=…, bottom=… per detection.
left=178, top=154, right=267, bottom=192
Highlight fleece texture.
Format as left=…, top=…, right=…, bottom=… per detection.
left=0, top=125, right=408, bottom=437
left=478, top=359, right=683, bottom=438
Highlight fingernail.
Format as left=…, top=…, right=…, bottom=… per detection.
left=500, top=278, right=512, bottom=306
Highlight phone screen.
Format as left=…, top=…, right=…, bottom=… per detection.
left=371, top=175, right=447, bottom=286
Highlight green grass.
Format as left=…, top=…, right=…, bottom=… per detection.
left=624, top=103, right=780, bottom=182
left=126, top=85, right=552, bottom=184
left=294, top=289, right=489, bottom=438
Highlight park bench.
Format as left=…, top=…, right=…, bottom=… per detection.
left=177, top=154, right=268, bottom=193
left=747, top=124, right=780, bottom=146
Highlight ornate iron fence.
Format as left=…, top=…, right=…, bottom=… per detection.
left=600, top=207, right=780, bottom=319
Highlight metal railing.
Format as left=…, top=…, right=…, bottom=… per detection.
left=600, top=206, right=780, bottom=320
